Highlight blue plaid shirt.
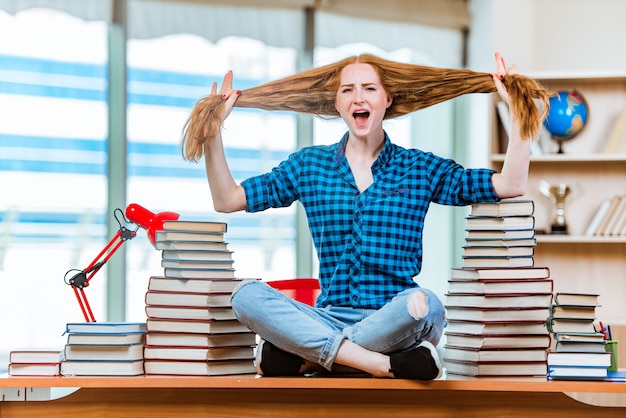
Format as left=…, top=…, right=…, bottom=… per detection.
left=242, top=132, right=498, bottom=309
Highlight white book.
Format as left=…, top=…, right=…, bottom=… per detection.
left=601, top=195, right=626, bottom=236
left=63, top=343, right=144, bottom=361
left=60, top=360, right=144, bottom=376
left=161, top=259, right=235, bottom=269
left=9, top=363, right=61, bottom=376
left=548, top=366, right=608, bottom=378
left=595, top=196, right=623, bottom=236
left=462, top=256, right=534, bottom=268
left=585, top=198, right=612, bottom=236
left=547, top=351, right=611, bottom=367
left=608, top=196, right=626, bottom=235
left=65, top=322, right=146, bottom=334
left=144, top=359, right=255, bottom=376
left=162, top=250, right=234, bottom=261
left=66, top=332, right=145, bottom=346
left=147, top=276, right=247, bottom=294
left=9, top=348, right=62, bottom=363
left=145, top=305, right=236, bottom=321
left=144, top=346, right=254, bottom=361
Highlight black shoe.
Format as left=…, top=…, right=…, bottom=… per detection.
left=389, top=341, right=443, bottom=380
left=255, top=339, right=304, bottom=376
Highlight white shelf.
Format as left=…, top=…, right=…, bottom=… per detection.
left=490, top=154, right=626, bottom=163
left=528, top=70, right=626, bottom=82
left=536, top=235, right=626, bottom=244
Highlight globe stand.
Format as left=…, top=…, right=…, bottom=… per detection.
left=555, top=138, right=566, bottom=154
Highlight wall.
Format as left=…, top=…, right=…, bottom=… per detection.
left=465, top=0, right=626, bottom=168
left=469, top=0, right=626, bottom=73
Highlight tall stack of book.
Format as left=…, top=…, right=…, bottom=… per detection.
left=143, top=220, right=257, bottom=376
left=60, top=322, right=146, bottom=376
left=443, top=199, right=553, bottom=378
left=546, top=292, right=612, bottom=380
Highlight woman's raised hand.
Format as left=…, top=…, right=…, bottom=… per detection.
left=490, top=52, right=518, bottom=105
left=212, top=70, right=241, bottom=124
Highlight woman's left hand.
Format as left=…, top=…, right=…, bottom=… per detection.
left=490, top=52, right=517, bottom=105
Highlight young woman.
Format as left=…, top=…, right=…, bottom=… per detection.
left=181, top=52, right=549, bottom=379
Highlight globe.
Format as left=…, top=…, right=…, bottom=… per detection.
left=543, top=90, right=589, bottom=153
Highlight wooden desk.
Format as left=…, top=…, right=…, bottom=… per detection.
left=1, top=375, right=625, bottom=417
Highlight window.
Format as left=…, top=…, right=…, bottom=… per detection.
left=124, top=35, right=299, bottom=320
left=0, top=9, right=109, bottom=353
left=0, top=9, right=300, bottom=355
left=0, top=4, right=467, bottom=365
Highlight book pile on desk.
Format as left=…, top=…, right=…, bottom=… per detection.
left=60, top=322, right=146, bottom=376
left=461, top=199, right=536, bottom=268
left=143, top=220, right=257, bottom=376
left=7, top=348, right=63, bottom=376
left=546, top=292, right=614, bottom=380
left=443, top=199, right=553, bottom=378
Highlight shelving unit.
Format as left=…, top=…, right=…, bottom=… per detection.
left=490, top=72, right=626, bottom=324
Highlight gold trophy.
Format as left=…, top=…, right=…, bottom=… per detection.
left=539, top=180, right=576, bottom=234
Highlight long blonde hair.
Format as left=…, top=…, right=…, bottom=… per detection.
left=182, top=54, right=549, bottom=162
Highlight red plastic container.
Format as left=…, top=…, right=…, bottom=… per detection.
left=267, top=278, right=320, bottom=306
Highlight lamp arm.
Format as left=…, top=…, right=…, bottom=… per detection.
left=64, top=204, right=179, bottom=322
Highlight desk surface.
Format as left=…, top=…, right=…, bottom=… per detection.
left=2, top=374, right=626, bottom=417
left=1, top=374, right=625, bottom=393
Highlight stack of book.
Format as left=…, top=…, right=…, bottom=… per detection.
left=546, top=292, right=612, bottom=380
left=462, top=199, right=536, bottom=268
left=444, top=199, right=553, bottom=378
left=8, top=348, right=63, bottom=376
left=143, top=219, right=257, bottom=376
left=60, top=322, right=146, bottom=376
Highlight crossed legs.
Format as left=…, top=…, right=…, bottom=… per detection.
left=231, top=281, right=445, bottom=379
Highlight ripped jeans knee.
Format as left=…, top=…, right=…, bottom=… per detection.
left=407, top=289, right=429, bottom=320
left=404, top=287, right=446, bottom=346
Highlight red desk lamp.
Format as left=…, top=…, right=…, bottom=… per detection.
left=64, top=203, right=179, bottom=322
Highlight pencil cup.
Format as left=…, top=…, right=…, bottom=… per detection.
left=606, top=340, right=619, bottom=372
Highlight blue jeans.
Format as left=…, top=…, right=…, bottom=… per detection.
left=230, top=280, right=446, bottom=372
